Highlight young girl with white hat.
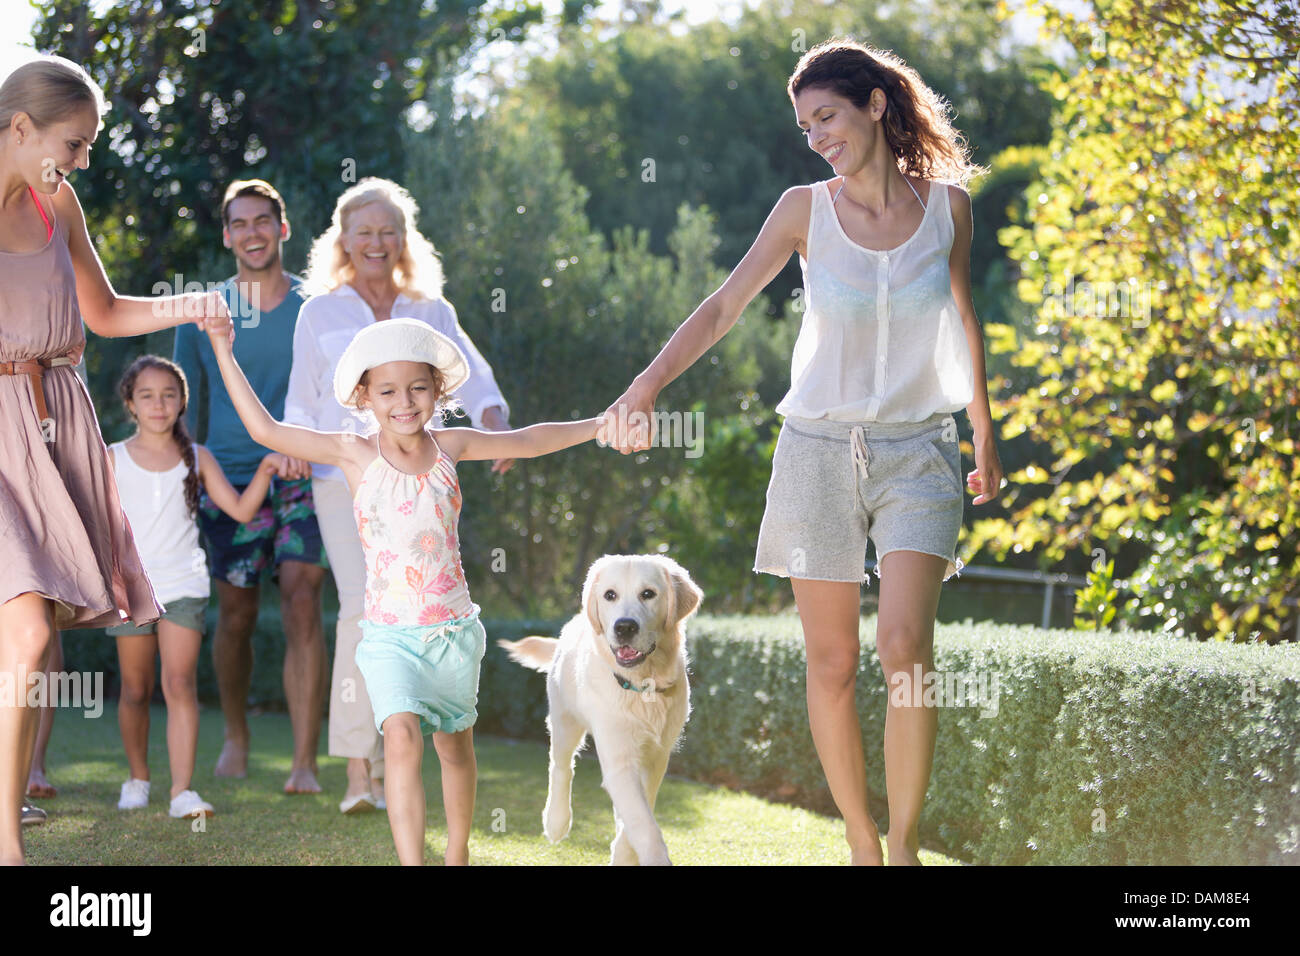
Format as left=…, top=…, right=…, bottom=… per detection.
left=204, top=315, right=602, bottom=865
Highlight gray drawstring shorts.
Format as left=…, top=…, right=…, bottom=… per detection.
left=753, top=412, right=965, bottom=585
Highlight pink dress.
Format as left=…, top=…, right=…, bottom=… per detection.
left=0, top=189, right=162, bottom=629
left=352, top=440, right=476, bottom=627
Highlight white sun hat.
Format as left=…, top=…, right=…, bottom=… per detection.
left=333, top=317, right=471, bottom=408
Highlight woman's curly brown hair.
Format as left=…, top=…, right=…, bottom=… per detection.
left=788, top=38, right=987, bottom=189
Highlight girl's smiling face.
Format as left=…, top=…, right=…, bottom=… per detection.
left=342, top=201, right=404, bottom=283
left=16, top=104, right=98, bottom=195
left=358, top=361, right=441, bottom=435
left=792, top=86, right=882, bottom=175
left=127, top=366, right=183, bottom=434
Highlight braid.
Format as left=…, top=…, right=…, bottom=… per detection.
left=118, top=354, right=199, bottom=517
left=172, top=418, right=200, bottom=519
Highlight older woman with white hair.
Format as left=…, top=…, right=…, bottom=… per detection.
left=284, top=177, right=513, bottom=814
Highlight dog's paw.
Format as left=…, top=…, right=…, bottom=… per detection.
left=543, top=802, right=572, bottom=843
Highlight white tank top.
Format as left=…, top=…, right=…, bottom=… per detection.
left=775, top=177, right=975, bottom=422
left=110, top=441, right=210, bottom=604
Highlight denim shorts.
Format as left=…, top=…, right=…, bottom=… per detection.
left=754, top=412, right=965, bottom=585
left=355, top=608, right=487, bottom=737
left=106, top=595, right=209, bottom=636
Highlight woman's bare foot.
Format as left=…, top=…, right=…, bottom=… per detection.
left=284, top=766, right=321, bottom=794
left=849, top=823, right=885, bottom=865
left=887, top=842, right=923, bottom=866
left=445, top=843, right=468, bottom=866
left=26, top=768, right=56, bottom=800
left=342, top=758, right=370, bottom=801
left=214, top=738, right=249, bottom=778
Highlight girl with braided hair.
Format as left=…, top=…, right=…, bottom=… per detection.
left=108, top=355, right=284, bottom=819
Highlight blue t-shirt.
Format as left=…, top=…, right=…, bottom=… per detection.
left=173, top=274, right=309, bottom=484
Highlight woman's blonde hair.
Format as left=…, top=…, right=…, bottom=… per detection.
left=788, top=38, right=987, bottom=190
left=0, top=55, right=107, bottom=138
left=304, top=177, right=444, bottom=300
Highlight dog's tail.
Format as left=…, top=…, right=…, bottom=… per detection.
left=497, top=636, right=559, bottom=673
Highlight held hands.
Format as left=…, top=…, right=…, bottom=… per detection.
left=260, top=453, right=312, bottom=481
left=968, top=432, right=1006, bottom=506
left=599, top=381, right=660, bottom=454
left=196, top=290, right=235, bottom=349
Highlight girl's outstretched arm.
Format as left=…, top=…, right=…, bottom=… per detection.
left=205, top=327, right=353, bottom=469
left=196, top=447, right=283, bottom=524
left=435, top=418, right=603, bottom=464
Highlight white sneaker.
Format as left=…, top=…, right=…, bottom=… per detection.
left=118, top=778, right=150, bottom=810
left=169, top=789, right=215, bottom=819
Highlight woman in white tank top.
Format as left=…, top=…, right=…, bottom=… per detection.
left=603, top=39, right=1005, bottom=865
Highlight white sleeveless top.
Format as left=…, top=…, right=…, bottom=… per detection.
left=109, top=442, right=210, bottom=604
left=775, top=177, right=975, bottom=422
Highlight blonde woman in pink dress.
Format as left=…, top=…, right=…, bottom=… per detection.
left=0, top=55, right=231, bottom=864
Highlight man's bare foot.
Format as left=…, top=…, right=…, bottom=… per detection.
left=214, top=739, right=249, bottom=778
left=284, top=767, right=321, bottom=794
left=26, top=768, right=56, bottom=800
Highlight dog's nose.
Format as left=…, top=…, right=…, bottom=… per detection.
left=613, top=618, right=639, bottom=641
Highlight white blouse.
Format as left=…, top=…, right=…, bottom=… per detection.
left=283, top=284, right=510, bottom=483
left=775, top=178, right=974, bottom=422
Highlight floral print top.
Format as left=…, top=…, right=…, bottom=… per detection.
left=353, top=441, right=475, bottom=626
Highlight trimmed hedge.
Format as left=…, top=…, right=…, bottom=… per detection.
left=62, top=608, right=1300, bottom=865
left=481, top=613, right=1300, bottom=866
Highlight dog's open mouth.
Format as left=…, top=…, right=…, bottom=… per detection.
left=613, top=645, right=648, bottom=667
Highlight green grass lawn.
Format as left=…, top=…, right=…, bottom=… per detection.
left=25, top=705, right=961, bottom=865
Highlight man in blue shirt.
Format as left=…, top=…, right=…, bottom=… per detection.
left=174, top=180, right=329, bottom=793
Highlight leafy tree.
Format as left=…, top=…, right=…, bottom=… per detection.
left=404, top=91, right=788, bottom=615
left=30, top=0, right=541, bottom=437
left=511, top=0, right=1058, bottom=329
left=973, top=0, right=1300, bottom=641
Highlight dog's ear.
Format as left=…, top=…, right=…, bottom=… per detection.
left=583, top=557, right=607, bottom=635
left=662, top=557, right=703, bottom=628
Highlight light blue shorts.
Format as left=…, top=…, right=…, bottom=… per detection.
left=754, top=412, right=965, bottom=585
left=355, top=610, right=487, bottom=737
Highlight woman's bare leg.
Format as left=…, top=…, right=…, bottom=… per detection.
left=27, top=633, right=62, bottom=797
left=0, top=593, right=56, bottom=865
left=791, top=577, right=883, bottom=865
left=875, top=551, right=947, bottom=866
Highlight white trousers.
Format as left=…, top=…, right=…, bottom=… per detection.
left=312, top=476, right=384, bottom=775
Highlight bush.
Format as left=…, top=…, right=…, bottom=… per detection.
left=64, top=608, right=1299, bottom=865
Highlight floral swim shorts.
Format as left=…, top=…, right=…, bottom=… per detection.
left=198, top=476, right=329, bottom=588
left=754, top=412, right=965, bottom=585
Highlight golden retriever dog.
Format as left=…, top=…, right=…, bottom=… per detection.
left=499, top=554, right=703, bottom=866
